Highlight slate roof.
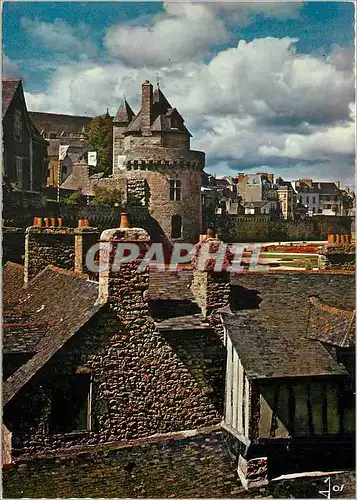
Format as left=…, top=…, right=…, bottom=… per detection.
left=28, top=112, right=92, bottom=136
left=3, top=266, right=104, bottom=405
left=2, top=80, right=48, bottom=145
left=148, top=269, right=194, bottom=301
left=148, top=269, right=199, bottom=320
left=2, top=79, right=20, bottom=116
left=126, top=87, right=192, bottom=136
left=2, top=262, right=25, bottom=308
left=155, top=314, right=210, bottom=331
left=243, top=201, right=268, bottom=208
left=225, top=273, right=355, bottom=379
left=114, top=99, right=135, bottom=123
left=307, top=296, right=355, bottom=347
left=48, top=138, right=88, bottom=157
left=3, top=315, right=50, bottom=354
left=313, top=182, right=341, bottom=195
left=222, top=312, right=347, bottom=379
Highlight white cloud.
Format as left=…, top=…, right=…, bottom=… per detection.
left=24, top=35, right=354, bottom=185
left=2, top=54, right=21, bottom=78
left=21, top=18, right=97, bottom=57
left=104, top=2, right=228, bottom=67
left=104, top=1, right=303, bottom=68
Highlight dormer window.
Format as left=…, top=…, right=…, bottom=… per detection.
left=49, top=132, right=57, bottom=139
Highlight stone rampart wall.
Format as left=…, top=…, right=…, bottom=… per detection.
left=4, top=429, right=242, bottom=498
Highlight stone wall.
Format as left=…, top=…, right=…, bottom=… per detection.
left=191, top=271, right=231, bottom=319
left=4, top=430, right=355, bottom=498
left=24, top=228, right=75, bottom=283
left=3, top=428, right=243, bottom=498
left=6, top=231, right=224, bottom=454
left=318, top=244, right=355, bottom=271
left=163, top=132, right=190, bottom=149
left=124, top=169, right=202, bottom=243
left=222, top=214, right=352, bottom=242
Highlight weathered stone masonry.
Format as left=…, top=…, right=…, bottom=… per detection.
left=6, top=227, right=225, bottom=455
left=4, top=428, right=243, bottom=499
left=24, top=227, right=75, bottom=284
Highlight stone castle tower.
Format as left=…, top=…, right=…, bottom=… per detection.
left=112, top=80, right=205, bottom=243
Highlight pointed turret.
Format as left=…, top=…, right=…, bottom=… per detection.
left=114, top=99, right=135, bottom=124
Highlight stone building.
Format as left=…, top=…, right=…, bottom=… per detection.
left=275, top=178, right=296, bottom=220
left=291, top=179, right=345, bottom=216
left=2, top=220, right=355, bottom=496
left=237, top=173, right=279, bottom=217
left=28, top=111, right=91, bottom=187
left=93, top=80, right=205, bottom=243
left=224, top=273, right=355, bottom=487
left=2, top=79, right=49, bottom=192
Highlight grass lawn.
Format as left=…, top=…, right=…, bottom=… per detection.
left=259, top=253, right=319, bottom=268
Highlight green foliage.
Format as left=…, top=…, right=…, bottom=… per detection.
left=60, top=191, right=84, bottom=205
left=222, top=216, right=352, bottom=243
left=89, top=186, right=123, bottom=208
left=89, top=114, right=113, bottom=176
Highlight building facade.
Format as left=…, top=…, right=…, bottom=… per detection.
left=28, top=112, right=91, bottom=187
left=2, top=79, right=48, bottom=192
left=93, top=80, right=205, bottom=243
left=2, top=224, right=355, bottom=496
left=276, top=179, right=296, bottom=219
left=237, top=173, right=279, bottom=217
left=292, top=179, right=344, bottom=216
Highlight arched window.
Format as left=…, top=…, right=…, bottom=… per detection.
left=171, top=215, right=182, bottom=239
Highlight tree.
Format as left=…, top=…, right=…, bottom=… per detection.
left=89, top=112, right=113, bottom=176
left=89, top=186, right=123, bottom=208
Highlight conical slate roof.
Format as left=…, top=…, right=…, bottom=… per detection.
left=126, top=84, right=191, bottom=136
left=114, top=99, right=135, bottom=123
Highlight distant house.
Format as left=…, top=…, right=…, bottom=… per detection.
left=242, top=200, right=272, bottom=216
left=292, top=179, right=344, bottom=216
left=2, top=79, right=48, bottom=192
left=28, top=111, right=92, bottom=187
left=316, top=181, right=344, bottom=216
left=275, top=178, right=296, bottom=220
left=237, top=173, right=279, bottom=217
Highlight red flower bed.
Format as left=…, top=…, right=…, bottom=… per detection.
left=262, top=245, right=318, bottom=253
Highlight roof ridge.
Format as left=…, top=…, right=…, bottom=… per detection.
left=3, top=261, right=24, bottom=270
left=309, top=296, right=354, bottom=318
left=28, top=111, right=92, bottom=119
left=44, top=265, right=90, bottom=279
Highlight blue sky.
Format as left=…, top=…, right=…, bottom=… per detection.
left=2, top=1, right=355, bottom=185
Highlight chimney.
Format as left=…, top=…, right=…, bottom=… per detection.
left=97, top=226, right=151, bottom=310
left=24, top=220, right=76, bottom=285
left=190, top=231, right=231, bottom=319
left=74, top=225, right=100, bottom=276
left=141, top=80, right=153, bottom=136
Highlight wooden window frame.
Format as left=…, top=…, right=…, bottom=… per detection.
left=169, top=179, right=182, bottom=201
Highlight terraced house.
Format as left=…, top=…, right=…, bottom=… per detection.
left=2, top=79, right=48, bottom=192
left=2, top=220, right=355, bottom=497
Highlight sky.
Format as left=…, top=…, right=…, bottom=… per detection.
left=2, top=1, right=355, bottom=186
